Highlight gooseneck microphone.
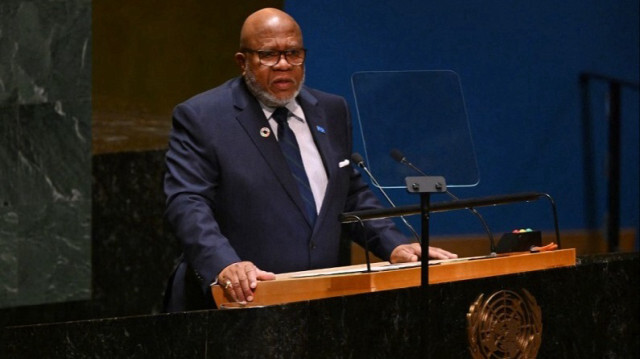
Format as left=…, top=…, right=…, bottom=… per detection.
left=391, top=149, right=426, bottom=176
left=390, top=149, right=497, bottom=254
left=351, top=153, right=421, bottom=242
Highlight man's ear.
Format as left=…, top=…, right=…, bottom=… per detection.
left=234, top=52, right=246, bottom=74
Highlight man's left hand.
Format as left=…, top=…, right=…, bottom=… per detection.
left=390, top=243, right=458, bottom=263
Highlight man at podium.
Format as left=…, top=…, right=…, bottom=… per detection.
left=163, top=8, right=456, bottom=312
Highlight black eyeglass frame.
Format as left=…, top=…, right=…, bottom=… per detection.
left=241, top=48, right=307, bottom=66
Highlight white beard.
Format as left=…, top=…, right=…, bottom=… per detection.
left=243, top=65, right=305, bottom=107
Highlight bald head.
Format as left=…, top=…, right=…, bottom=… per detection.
left=239, top=8, right=303, bottom=49
left=235, top=8, right=305, bottom=107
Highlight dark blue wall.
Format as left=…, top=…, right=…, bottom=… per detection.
left=286, top=1, right=639, bottom=243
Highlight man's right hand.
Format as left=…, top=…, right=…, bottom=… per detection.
left=217, top=261, right=276, bottom=304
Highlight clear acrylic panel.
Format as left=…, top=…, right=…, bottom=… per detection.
left=351, top=70, right=479, bottom=188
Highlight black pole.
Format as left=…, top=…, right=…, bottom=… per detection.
left=420, top=191, right=430, bottom=357
left=607, top=83, right=621, bottom=252
left=420, top=192, right=430, bottom=287
left=579, top=74, right=598, bottom=238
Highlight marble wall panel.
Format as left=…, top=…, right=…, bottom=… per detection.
left=0, top=0, right=92, bottom=308
left=0, top=198, right=18, bottom=305
left=90, top=150, right=180, bottom=318
left=0, top=101, right=91, bottom=308
left=0, top=150, right=180, bottom=327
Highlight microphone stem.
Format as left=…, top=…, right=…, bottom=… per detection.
left=359, top=165, right=421, bottom=243
left=442, top=191, right=496, bottom=254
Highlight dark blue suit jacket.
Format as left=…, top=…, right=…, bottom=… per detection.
left=163, top=77, right=408, bottom=311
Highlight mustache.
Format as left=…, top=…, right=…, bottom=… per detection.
left=243, top=65, right=305, bottom=107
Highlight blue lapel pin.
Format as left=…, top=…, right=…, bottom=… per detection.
left=316, top=125, right=326, bottom=134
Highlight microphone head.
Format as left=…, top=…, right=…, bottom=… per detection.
left=390, top=148, right=406, bottom=163
left=350, top=153, right=365, bottom=167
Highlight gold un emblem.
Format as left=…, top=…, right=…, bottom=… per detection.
left=467, top=289, right=542, bottom=358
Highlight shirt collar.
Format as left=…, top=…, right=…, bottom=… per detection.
left=260, top=99, right=305, bottom=123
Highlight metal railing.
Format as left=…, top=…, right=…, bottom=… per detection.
left=580, top=72, right=639, bottom=252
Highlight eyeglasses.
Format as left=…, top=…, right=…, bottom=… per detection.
left=242, top=48, right=307, bottom=66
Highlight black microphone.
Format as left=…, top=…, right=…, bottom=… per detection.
left=390, top=148, right=427, bottom=176
left=390, top=149, right=497, bottom=254
left=351, top=153, right=421, bottom=243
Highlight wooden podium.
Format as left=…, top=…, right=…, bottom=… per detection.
left=212, top=248, right=576, bottom=308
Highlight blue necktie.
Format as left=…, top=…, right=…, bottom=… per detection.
left=272, top=107, right=317, bottom=225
